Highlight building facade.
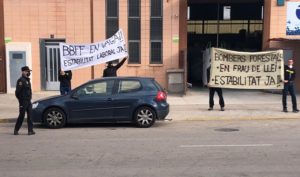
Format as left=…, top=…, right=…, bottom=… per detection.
left=0, top=0, right=299, bottom=93
left=263, top=0, right=300, bottom=92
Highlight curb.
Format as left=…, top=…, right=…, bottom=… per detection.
left=0, top=118, right=17, bottom=123
left=0, top=116, right=299, bottom=124
left=181, top=116, right=299, bottom=121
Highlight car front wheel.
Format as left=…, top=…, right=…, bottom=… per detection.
left=134, top=106, right=156, bottom=128
left=43, top=107, right=66, bottom=129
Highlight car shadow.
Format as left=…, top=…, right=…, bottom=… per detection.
left=33, top=121, right=169, bottom=129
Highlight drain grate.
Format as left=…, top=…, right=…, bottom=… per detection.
left=215, top=128, right=240, bottom=132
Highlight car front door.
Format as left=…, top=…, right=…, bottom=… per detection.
left=66, top=80, right=115, bottom=122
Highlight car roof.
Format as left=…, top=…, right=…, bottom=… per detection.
left=89, top=77, right=154, bottom=82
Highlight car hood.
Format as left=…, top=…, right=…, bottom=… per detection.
left=33, top=95, right=66, bottom=103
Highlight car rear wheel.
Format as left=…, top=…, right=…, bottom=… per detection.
left=134, top=106, right=156, bottom=128
left=43, top=107, right=66, bottom=129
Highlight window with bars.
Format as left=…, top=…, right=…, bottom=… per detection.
left=150, top=0, right=163, bottom=64
left=106, top=0, right=119, bottom=38
left=128, top=0, right=141, bottom=64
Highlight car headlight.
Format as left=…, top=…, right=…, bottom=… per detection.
left=32, top=102, right=39, bottom=109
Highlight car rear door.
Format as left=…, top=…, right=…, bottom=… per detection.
left=66, top=80, right=115, bottom=122
left=112, top=79, right=143, bottom=121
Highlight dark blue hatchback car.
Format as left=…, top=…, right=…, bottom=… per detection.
left=32, top=77, right=169, bottom=128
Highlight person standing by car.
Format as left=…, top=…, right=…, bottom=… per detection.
left=103, top=57, right=127, bottom=77
left=282, top=59, right=299, bottom=113
left=207, top=66, right=225, bottom=111
left=59, top=69, right=72, bottom=95
left=14, top=66, right=35, bottom=135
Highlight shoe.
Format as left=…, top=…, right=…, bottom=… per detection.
left=28, top=131, right=35, bottom=135
left=221, top=107, right=225, bottom=111
left=283, top=108, right=288, bottom=113
left=293, top=109, right=299, bottom=113
left=14, top=130, right=19, bottom=135
left=208, top=107, right=213, bottom=111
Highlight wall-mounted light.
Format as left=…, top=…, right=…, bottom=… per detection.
left=277, top=0, right=285, bottom=6
left=187, top=6, right=190, bottom=20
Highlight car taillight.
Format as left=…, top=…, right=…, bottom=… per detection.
left=156, top=91, right=167, bottom=101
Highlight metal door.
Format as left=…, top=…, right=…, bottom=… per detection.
left=9, top=51, right=26, bottom=87
left=45, top=46, right=60, bottom=90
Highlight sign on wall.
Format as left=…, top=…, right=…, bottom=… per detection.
left=209, top=48, right=284, bottom=89
left=286, top=2, right=300, bottom=35
left=60, top=29, right=128, bottom=71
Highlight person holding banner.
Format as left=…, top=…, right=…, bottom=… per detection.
left=59, top=69, right=72, bottom=95
left=282, top=59, right=299, bottom=113
left=103, top=57, right=127, bottom=77
left=207, top=66, right=225, bottom=111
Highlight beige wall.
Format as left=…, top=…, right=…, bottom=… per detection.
left=263, top=0, right=300, bottom=91
left=3, top=0, right=181, bottom=91
left=4, top=0, right=93, bottom=91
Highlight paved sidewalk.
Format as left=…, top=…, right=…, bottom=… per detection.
left=0, top=88, right=299, bottom=123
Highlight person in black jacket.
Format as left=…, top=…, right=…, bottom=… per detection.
left=282, top=59, right=299, bottom=113
left=103, top=57, right=127, bottom=77
left=207, top=66, right=225, bottom=111
left=14, top=66, right=35, bottom=135
left=59, top=70, right=72, bottom=95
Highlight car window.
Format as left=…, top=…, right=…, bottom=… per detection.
left=153, top=80, right=163, bottom=91
left=118, top=80, right=142, bottom=93
left=76, top=80, right=114, bottom=97
left=144, top=80, right=159, bottom=91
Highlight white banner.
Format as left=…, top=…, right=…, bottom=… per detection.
left=59, top=29, right=128, bottom=71
left=209, top=48, right=284, bottom=89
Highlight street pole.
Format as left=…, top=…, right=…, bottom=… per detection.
left=90, top=0, right=95, bottom=79
left=0, top=0, right=7, bottom=93
left=217, top=3, right=220, bottom=48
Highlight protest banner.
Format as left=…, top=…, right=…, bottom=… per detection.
left=59, top=29, right=128, bottom=71
left=209, top=48, right=284, bottom=89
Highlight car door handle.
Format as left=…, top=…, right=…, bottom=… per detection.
left=107, top=98, right=113, bottom=101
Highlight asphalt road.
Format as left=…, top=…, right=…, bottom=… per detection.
left=1, top=120, right=300, bottom=177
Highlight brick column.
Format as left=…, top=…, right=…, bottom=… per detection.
left=0, top=0, right=6, bottom=93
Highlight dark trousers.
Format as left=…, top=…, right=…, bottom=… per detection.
left=60, top=86, right=71, bottom=95
left=282, top=82, right=298, bottom=110
left=14, top=100, right=33, bottom=132
left=209, top=88, right=225, bottom=108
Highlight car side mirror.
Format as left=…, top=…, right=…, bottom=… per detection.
left=71, top=94, right=79, bottom=100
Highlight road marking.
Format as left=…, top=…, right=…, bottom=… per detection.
left=180, top=144, right=273, bottom=148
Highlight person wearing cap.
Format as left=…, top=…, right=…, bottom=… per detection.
left=282, top=59, right=299, bottom=113
left=14, top=66, right=35, bottom=135
left=58, top=69, right=72, bottom=95
left=103, top=57, right=127, bottom=77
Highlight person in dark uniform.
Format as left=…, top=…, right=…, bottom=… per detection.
left=207, top=66, right=225, bottom=111
left=103, top=57, right=127, bottom=77
left=58, top=69, right=72, bottom=95
left=14, top=66, right=35, bottom=135
left=282, top=59, right=299, bottom=113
